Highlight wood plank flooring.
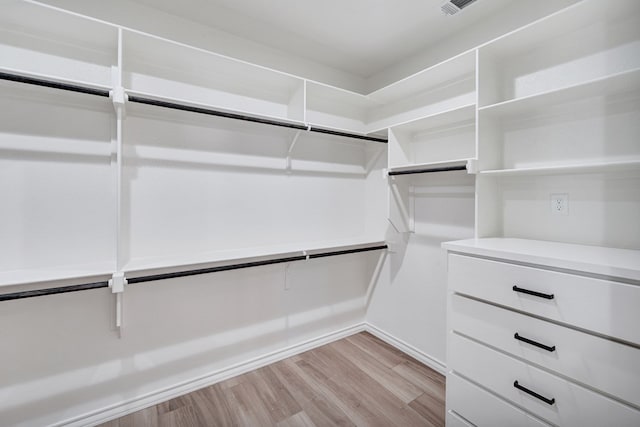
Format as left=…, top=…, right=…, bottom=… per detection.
left=100, top=332, right=445, bottom=427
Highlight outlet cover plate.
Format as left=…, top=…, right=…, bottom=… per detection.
left=550, top=193, right=569, bottom=215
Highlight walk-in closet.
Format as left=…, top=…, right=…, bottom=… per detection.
left=1, top=0, right=639, bottom=426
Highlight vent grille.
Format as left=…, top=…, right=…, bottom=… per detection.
left=441, top=0, right=479, bottom=15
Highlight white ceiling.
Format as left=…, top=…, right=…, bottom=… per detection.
left=131, top=0, right=515, bottom=79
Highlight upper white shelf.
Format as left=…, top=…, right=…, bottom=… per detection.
left=479, top=0, right=640, bottom=59
left=479, top=68, right=640, bottom=119
left=442, top=238, right=640, bottom=282
left=124, top=238, right=387, bottom=279
left=479, top=160, right=640, bottom=177
left=0, top=0, right=117, bottom=87
left=368, top=51, right=476, bottom=104
left=122, top=30, right=306, bottom=123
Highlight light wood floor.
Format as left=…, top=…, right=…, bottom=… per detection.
left=101, top=332, right=446, bottom=427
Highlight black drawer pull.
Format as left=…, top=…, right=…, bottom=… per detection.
left=514, top=381, right=555, bottom=405
left=513, top=285, right=554, bottom=300
left=514, top=333, right=556, bottom=352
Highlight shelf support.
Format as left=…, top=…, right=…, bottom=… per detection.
left=109, top=272, right=127, bottom=337
left=286, top=130, right=303, bottom=171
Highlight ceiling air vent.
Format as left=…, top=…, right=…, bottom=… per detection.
left=441, top=0, right=479, bottom=16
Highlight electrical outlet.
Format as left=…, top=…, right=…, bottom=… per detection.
left=550, top=193, right=568, bottom=215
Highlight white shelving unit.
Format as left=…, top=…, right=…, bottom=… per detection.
left=475, top=0, right=640, bottom=250
left=445, top=2, right=640, bottom=424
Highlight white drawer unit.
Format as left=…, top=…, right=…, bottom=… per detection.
left=443, top=238, right=640, bottom=427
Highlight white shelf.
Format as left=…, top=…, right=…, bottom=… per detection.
left=480, top=0, right=639, bottom=59
left=368, top=50, right=476, bottom=103
left=123, top=30, right=306, bottom=123
left=388, top=158, right=473, bottom=175
left=305, top=81, right=376, bottom=134
left=124, top=238, right=387, bottom=279
left=390, top=104, right=475, bottom=134
left=0, top=262, right=115, bottom=289
left=0, top=0, right=117, bottom=87
left=442, top=238, right=640, bottom=282
left=0, top=66, right=113, bottom=94
left=479, top=68, right=640, bottom=119
left=479, top=160, right=640, bottom=177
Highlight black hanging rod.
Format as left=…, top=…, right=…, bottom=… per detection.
left=0, top=281, right=109, bottom=302
left=127, top=255, right=308, bottom=284
left=127, top=95, right=388, bottom=143
left=128, top=244, right=388, bottom=284
left=0, top=71, right=111, bottom=97
left=307, top=244, right=388, bottom=259
left=0, top=245, right=387, bottom=300
left=388, top=165, right=467, bottom=176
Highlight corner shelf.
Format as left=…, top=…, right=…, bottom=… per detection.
left=388, top=104, right=476, bottom=169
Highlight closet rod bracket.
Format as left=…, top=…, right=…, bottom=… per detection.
left=110, top=86, right=128, bottom=119
left=109, top=272, right=128, bottom=337
left=109, top=272, right=127, bottom=294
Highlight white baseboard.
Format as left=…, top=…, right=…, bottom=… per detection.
left=364, top=323, right=447, bottom=376
left=58, top=323, right=366, bottom=427
left=57, top=321, right=446, bottom=426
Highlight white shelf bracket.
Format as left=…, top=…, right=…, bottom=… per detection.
left=466, top=158, right=478, bottom=174
left=109, top=272, right=127, bottom=337
left=110, top=86, right=128, bottom=120
left=286, top=130, right=302, bottom=171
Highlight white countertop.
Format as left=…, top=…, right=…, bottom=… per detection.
left=442, top=238, right=640, bottom=282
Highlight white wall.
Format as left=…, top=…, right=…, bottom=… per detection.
left=367, top=172, right=475, bottom=367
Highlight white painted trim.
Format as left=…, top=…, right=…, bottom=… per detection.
left=53, top=321, right=446, bottom=426
left=56, top=323, right=366, bottom=427
left=364, top=323, right=447, bottom=376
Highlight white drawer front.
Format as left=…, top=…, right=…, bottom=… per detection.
left=447, top=373, right=550, bottom=427
left=448, top=254, right=640, bottom=344
left=449, top=333, right=640, bottom=426
left=450, top=294, right=640, bottom=407
left=446, top=410, right=474, bottom=427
